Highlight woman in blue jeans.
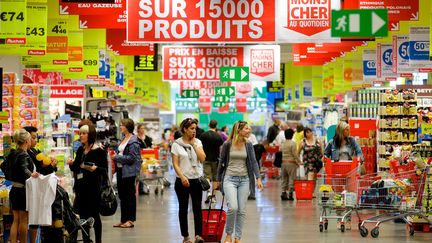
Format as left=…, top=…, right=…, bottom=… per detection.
left=217, top=121, right=264, bottom=243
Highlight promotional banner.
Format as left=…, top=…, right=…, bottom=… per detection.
left=409, top=26, right=431, bottom=69
left=303, top=80, right=312, bottom=99
left=180, top=81, right=231, bottom=97
left=0, top=0, right=26, bottom=44
left=127, top=0, right=275, bottom=43
left=276, top=0, right=340, bottom=43
left=392, top=35, right=415, bottom=74
left=59, top=0, right=124, bottom=15
left=134, top=54, right=157, bottom=71
left=50, top=85, right=85, bottom=99
left=163, top=45, right=280, bottom=81
left=267, top=65, right=285, bottom=92
left=362, top=49, right=376, bottom=84
left=21, top=4, right=47, bottom=56
left=343, top=0, right=419, bottom=31
left=106, top=29, right=155, bottom=55
left=376, top=43, right=396, bottom=81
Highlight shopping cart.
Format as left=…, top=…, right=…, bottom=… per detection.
left=357, top=166, right=430, bottom=238
left=317, top=159, right=360, bottom=233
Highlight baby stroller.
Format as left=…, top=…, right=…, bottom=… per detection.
left=40, top=185, right=94, bottom=243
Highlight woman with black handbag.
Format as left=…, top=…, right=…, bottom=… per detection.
left=67, top=124, right=108, bottom=243
left=171, top=118, right=206, bottom=243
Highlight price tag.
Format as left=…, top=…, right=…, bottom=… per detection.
left=21, top=4, right=47, bottom=55
left=0, top=0, right=26, bottom=42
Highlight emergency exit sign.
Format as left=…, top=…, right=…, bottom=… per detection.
left=331, top=9, right=388, bottom=38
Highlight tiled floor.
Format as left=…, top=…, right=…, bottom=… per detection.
left=100, top=179, right=432, bottom=243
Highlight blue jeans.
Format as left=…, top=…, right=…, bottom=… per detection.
left=223, top=175, right=250, bottom=240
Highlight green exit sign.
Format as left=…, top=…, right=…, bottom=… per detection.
left=220, top=67, right=249, bottom=82
left=215, top=96, right=230, bottom=103
left=215, top=86, right=235, bottom=97
left=212, top=101, right=227, bottom=108
left=331, top=9, right=388, bottom=38
left=180, top=89, right=199, bottom=98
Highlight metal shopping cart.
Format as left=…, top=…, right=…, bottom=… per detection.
left=357, top=165, right=430, bottom=238
left=317, top=158, right=361, bottom=233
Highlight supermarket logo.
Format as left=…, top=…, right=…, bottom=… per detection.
left=6, top=38, right=26, bottom=44
left=69, top=67, right=83, bottom=72
left=53, top=60, right=68, bottom=65
left=28, top=50, right=46, bottom=56
left=286, top=0, right=331, bottom=36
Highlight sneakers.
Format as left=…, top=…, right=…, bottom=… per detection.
left=248, top=195, right=256, bottom=200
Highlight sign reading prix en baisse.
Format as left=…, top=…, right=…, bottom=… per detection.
left=127, top=0, right=275, bottom=43
left=276, top=0, right=341, bottom=43
left=50, top=85, right=85, bottom=99
left=163, top=45, right=280, bottom=81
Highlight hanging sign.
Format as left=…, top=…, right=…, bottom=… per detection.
left=180, top=81, right=231, bottom=97
left=0, top=0, right=26, bottom=44
left=134, top=55, right=157, bottom=71
left=50, top=85, right=85, bottom=98
left=376, top=43, right=396, bottom=81
left=392, top=35, right=415, bottom=74
left=59, top=0, right=124, bottom=15
left=276, top=0, right=340, bottom=43
left=267, top=65, right=285, bottom=92
left=106, top=29, right=155, bottom=55
left=21, top=4, right=48, bottom=56
left=127, top=0, right=275, bottom=43
left=362, top=49, right=376, bottom=85
left=303, top=80, right=312, bottom=99
left=79, top=6, right=126, bottom=29
left=343, top=0, right=419, bottom=31
left=163, top=45, right=280, bottom=81
left=409, top=26, right=431, bottom=69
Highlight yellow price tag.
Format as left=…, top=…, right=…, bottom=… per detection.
left=21, top=4, right=47, bottom=55
left=0, top=0, right=26, bottom=42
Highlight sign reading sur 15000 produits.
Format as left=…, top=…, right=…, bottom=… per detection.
left=127, top=0, right=275, bottom=43
left=163, top=45, right=280, bottom=81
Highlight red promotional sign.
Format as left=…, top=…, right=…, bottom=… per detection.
left=199, top=97, right=211, bottom=114
left=22, top=69, right=63, bottom=85
left=180, top=81, right=232, bottom=97
left=50, top=85, right=85, bottom=99
left=235, top=97, right=247, bottom=113
left=164, top=46, right=244, bottom=81
left=59, top=0, right=124, bottom=15
left=343, top=0, right=419, bottom=31
left=127, top=0, right=275, bottom=43
left=287, top=0, right=331, bottom=36
left=250, top=49, right=274, bottom=77
left=106, top=29, right=155, bottom=55
left=80, top=11, right=126, bottom=29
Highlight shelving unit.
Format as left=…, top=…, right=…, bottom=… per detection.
left=377, top=89, right=418, bottom=171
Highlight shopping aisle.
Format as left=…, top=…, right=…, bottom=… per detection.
left=101, top=180, right=432, bottom=243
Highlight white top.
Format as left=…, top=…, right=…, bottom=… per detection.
left=26, top=173, right=58, bottom=226
left=118, top=136, right=131, bottom=156
left=171, top=138, right=203, bottom=179
left=272, top=130, right=286, bottom=146
left=247, top=133, right=258, bottom=145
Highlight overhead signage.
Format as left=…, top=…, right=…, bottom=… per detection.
left=0, top=0, right=26, bottom=44
left=127, top=0, right=275, bottom=43
left=376, top=43, right=396, bottom=81
left=362, top=49, right=376, bottom=84
left=409, top=26, right=430, bottom=69
left=267, top=65, right=285, bottom=93
left=220, top=67, right=249, bottom=82
left=50, top=85, right=85, bottom=99
left=106, top=29, right=155, bottom=56
left=163, top=45, right=280, bottom=81
left=343, top=0, right=419, bottom=31
left=79, top=11, right=126, bottom=29
left=180, top=89, right=199, bottom=99
left=331, top=9, right=388, bottom=38
left=59, top=0, right=124, bottom=15
left=180, top=81, right=231, bottom=97
left=392, top=35, right=415, bottom=74
left=276, top=0, right=340, bottom=43
left=21, top=4, right=48, bottom=56
left=134, top=55, right=157, bottom=71
left=303, top=80, right=312, bottom=99
left=215, top=86, right=235, bottom=97
left=62, top=0, right=115, bottom=3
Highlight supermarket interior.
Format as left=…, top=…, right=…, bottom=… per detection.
left=1, top=0, right=432, bottom=242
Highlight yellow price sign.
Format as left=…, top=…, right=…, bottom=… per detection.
left=422, top=123, right=432, bottom=135
left=21, top=4, right=47, bottom=55
left=0, top=0, right=26, bottom=43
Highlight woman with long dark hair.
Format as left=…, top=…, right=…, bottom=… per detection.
left=68, top=124, right=108, bottom=243
left=171, top=118, right=206, bottom=243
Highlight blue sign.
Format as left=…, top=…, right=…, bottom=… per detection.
left=383, top=49, right=393, bottom=65
left=398, top=42, right=410, bottom=60
left=98, top=50, right=106, bottom=78
left=409, top=41, right=429, bottom=61
left=363, top=60, right=376, bottom=76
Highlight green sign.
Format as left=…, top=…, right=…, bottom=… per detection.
left=215, top=96, right=230, bottom=103
left=215, top=86, right=235, bottom=97
left=331, top=9, right=388, bottom=38
left=212, top=101, right=228, bottom=108
left=180, top=89, right=199, bottom=98
left=220, top=66, right=249, bottom=82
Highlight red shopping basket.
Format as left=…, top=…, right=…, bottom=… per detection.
left=202, top=196, right=226, bottom=242
left=324, top=157, right=358, bottom=175
left=294, top=180, right=314, bottom=200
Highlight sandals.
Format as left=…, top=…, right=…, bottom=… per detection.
left=113, top=222, right=123, bottom=228
left=120, top=221, right=134, bottom=228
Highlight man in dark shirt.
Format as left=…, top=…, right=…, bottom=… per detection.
left=266, top=119, right=281, bottom=144
left=199, top=120, right=224, bottom=204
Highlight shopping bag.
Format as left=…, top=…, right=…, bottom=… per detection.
left=297, top=166, right=306, bottom=179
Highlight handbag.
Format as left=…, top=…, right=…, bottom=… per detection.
left=99, top=173, right=118, bottom=216
left=198, top=176, right=211, bottom=191
left=273, top=151, right=282, bottom=168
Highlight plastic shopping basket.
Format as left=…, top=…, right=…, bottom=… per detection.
left=294, top=180, right=314, bottom=200
left=324, top=157, right=359, bottom=176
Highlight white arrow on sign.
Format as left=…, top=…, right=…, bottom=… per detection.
left=241, top=68, right=247, bottom=80
left=372, top=12, right=385, bottom=34
left=80, top=20, right=88, bottom=29
left=181, top=90, right=187, bottom=97
left=59, top=5, right=69, bottom=15
left=229, top=88, right=234, bottom=96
